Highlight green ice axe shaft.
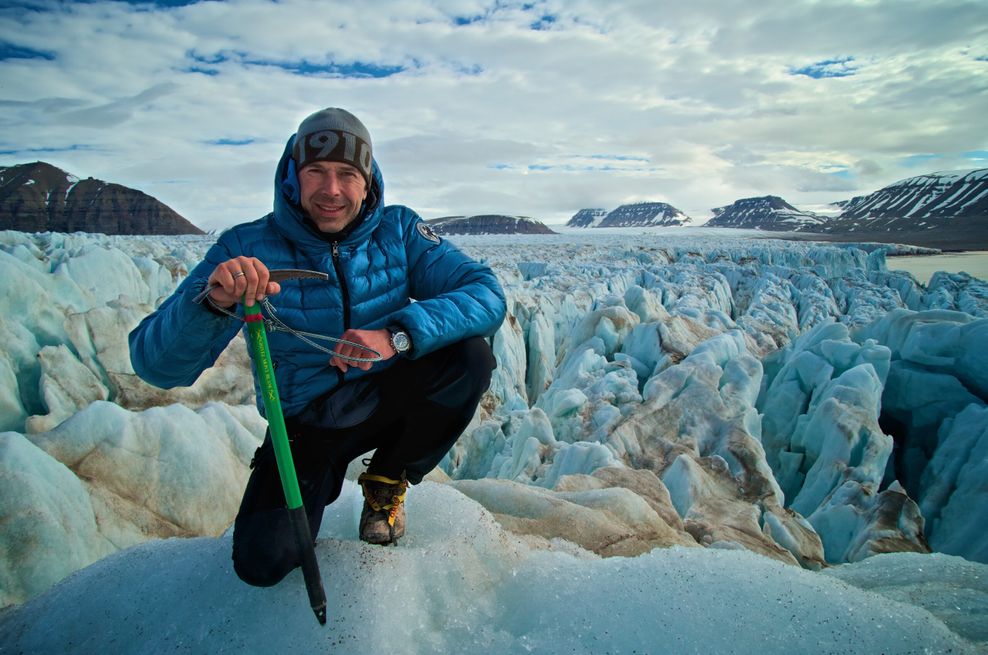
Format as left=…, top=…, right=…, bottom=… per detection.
left=244, top=301, right=327, bottom=626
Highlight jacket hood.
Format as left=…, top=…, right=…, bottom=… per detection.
left=271, top=135, right=386, bottom=250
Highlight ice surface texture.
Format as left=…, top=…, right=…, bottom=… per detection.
left=1, top=229, right=987, bottom=619
left=0, top=482, right=985, bottom=654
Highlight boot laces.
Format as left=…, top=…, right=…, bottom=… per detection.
left=358, top=473, right=408, bottom=527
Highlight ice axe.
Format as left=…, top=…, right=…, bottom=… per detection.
left=198, top=268, right=384, bottom=625
left=243, top=295, right=328, bottom=625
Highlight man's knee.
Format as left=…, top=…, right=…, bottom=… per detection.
left=458, top=335, right=497, bottom=375
left=424, top=337, right=496, bottom=407
left=231, top=510, right=298, bottom=587
left=234, top=555, right=292, bottom=588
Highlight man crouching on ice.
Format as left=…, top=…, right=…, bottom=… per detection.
left=128, top=107, right=506, bottom=587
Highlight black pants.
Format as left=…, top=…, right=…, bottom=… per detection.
left=232, top=336, right=496, bottom=587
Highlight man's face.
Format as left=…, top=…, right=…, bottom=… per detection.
left=298, top=160, right=369, bottom=233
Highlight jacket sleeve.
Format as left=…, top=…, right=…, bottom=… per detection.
left=385, top=212, right=507, bottom=358
left=128, top=236, right=246, bottom=389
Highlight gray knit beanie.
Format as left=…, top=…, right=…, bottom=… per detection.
left=292, top=108, right=373, bottom=186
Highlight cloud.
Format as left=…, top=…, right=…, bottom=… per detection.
left=57, top=84, right=181, bottom=128
left=0, top=0, right=985, bottom=231
left=855, top=159, right=883, bottom=178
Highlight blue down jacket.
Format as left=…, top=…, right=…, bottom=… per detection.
left=129, top=137, right=506, bottom=417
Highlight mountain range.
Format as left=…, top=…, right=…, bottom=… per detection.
left=0, top=162, right=203, bottom=235
left=4, top=162, right=985, bottom=248
left=568, top=169, right=988, bottom=250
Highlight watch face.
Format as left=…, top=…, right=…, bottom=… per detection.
left=392, top=331, right=410, bottom=352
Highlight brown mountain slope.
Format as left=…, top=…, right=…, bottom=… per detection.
left=0, top=161, right=203, bottom=235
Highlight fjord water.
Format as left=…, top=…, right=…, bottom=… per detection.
left=888, top=251, right=988, bottom=284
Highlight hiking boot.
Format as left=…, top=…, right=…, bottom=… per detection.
left=358, top=473, right=408, bottom=545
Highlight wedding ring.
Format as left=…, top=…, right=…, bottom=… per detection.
left=232, top=271, right=246, bottom=279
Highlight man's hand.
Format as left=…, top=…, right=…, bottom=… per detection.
left=330, top=328, right=395, bottom=372
left=207, top=257, right=282, bottom=308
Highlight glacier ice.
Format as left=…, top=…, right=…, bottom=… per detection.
left=2, top=228, right=988, bottom=624
left=1, top=481, right=984, bottom=655
left=0, top=399, right=263, bottom=606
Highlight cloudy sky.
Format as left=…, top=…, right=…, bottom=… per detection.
left=1, top=0, right=986, bottom=231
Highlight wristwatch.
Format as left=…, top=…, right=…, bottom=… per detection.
left=388, top=327, right=411, bottom=355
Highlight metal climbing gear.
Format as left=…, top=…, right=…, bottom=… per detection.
left=193, top=268, right=383, bottom=364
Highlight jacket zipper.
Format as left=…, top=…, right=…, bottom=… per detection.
left=332, top=241, right=350, bottom=382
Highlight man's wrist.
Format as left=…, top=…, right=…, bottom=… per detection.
left=387, top=325, right=412, bottom=356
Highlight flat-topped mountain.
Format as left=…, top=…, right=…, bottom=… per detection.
left=706, top=196, right=827, bottom=231
left=427, top=214, right=556, bottom=235
left=567, top=202, right=691, bottom=228
left=0, top=161, right=203, bottom=235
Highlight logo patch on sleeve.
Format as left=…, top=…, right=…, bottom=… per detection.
left=416, top=222, right=441, bottom=244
